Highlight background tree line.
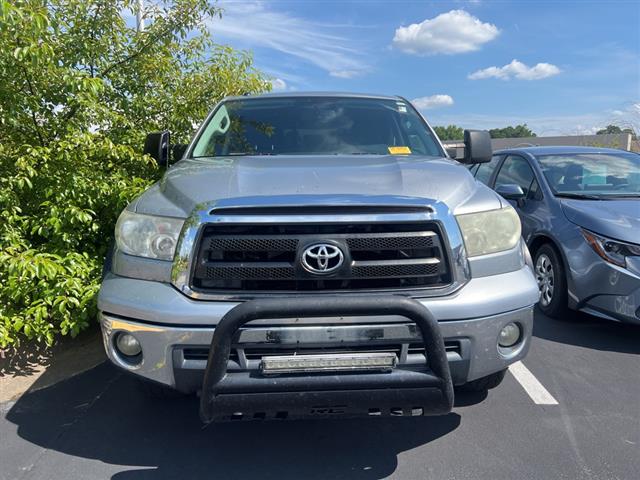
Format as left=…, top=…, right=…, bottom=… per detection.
left=0, top=0, right=270, bottom=348
left=433, top=123, right=637, bottom=141
left=433, top=124, right=537, bottom=141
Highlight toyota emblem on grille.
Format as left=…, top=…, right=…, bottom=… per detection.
left=301, top=243, right=344, bottom=274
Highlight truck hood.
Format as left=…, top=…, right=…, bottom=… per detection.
left=560, top=198, right=640, bottom=244
left=133, top=155, right=499, bottom=217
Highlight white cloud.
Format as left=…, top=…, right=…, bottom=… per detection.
left=412, top=94, right=455, bottom=110
left=210, top=2, right=369, bottom=78
left=606, top=102, right=640, bottom=132
left=469, top=59, right=561, bottom=80
left=392, top=10, right=499, bottom=55
left=270, top=78, right=287, bottom=91
left=329, top=70, right=360, bottom=79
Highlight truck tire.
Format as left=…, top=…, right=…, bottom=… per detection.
left=457, top=369, right=506, bottom=393
left=534, top=243, right=570, bottom=320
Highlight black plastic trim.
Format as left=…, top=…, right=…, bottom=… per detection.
left=199, top=296, right=454, bottom=423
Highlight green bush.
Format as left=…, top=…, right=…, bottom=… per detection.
left=0, top=0, right=270, bottom=348
left=0, top=135, right=157, bottom=347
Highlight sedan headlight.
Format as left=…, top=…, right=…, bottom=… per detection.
left=115, top=210, right=184, bottom=261
left=456, top=206, right=522, bottom=257
left=581, top=229, right=640, bottom=268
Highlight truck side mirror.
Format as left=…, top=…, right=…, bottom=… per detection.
left=446, top=146, right=460, bottom=159
left=172, top=143, right=188, bottom=162
left=143, top=131, right=170, bottom=167
left=462, top=130, right=492, bottom=164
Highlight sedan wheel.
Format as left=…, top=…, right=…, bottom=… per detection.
left=535, top=253, right=554, bottom=307
left=533, top=244, right=569, bottom=319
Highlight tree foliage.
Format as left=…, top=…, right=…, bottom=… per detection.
left=433, top=125, right=464, bottom=141
left=0, top=0, right=270, bottom=348
left=433, top=124, right=537, bottom=141
left=489, top=124, right=536, bottom=139
left=596, top=124, right=635, bottom=136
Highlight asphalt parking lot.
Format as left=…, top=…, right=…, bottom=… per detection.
left=1, top=309, right=639, bottom=480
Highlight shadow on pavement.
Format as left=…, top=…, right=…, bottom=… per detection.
left=533, top=307, right=640, bottom=354
left=6, top=362, right=462, bottom=479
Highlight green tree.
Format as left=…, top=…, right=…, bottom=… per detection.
left=433, top=125, right=464, bottom=141
left=489, top=124, right=537, bottom=139
left=0, top=0, right=270, bottom=347
left=596, top=124, right=635, bottom=136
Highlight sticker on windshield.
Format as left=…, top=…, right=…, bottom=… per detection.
left=388, top=146, right=411, bottom=155
left=396, top=102, right=407, bottom=113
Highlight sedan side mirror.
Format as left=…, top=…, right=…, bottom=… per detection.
left=461, top=130, right=492, bottom=164
left=143, top=131, right=170, bottom=167
left=496, top=184, right=526, bottom=207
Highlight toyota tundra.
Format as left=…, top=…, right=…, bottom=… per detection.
left=99, top=92, right=539, bottom=422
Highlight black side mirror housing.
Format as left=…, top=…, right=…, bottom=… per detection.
left=143, top=131, right=170, bottom=167
left=172, top=143, right=188, bottom=162
left=461, top=129, right=492, bottom=164
left=496, top=184, right=526, bottom=206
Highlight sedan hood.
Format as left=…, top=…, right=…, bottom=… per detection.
left=134, top=155, right=497, bottom=217
left=560, top=198, right=640, bottom=244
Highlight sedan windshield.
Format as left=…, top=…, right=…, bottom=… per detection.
left=537, top=152, right=640, bottom=197
left=191, top=97, right=443, bottom=158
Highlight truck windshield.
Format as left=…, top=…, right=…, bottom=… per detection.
left=537, top=152, right=640, bottom=198
left=191, top=97, right=444, bottom=158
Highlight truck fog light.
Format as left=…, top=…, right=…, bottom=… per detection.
left=115, top=332, right=142, bottom=357
left=498, top=322, right=521, bottom=348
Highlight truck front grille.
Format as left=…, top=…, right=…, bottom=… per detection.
left=191, top=222, right=451, bottom=293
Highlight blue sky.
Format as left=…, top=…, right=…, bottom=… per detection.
left=207, top=0, right=640, bottom=136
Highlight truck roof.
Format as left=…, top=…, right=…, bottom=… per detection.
left=222, top=91, right=404, bottom=102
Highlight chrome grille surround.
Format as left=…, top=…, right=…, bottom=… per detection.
left=171, top=199, right=471, bottom=301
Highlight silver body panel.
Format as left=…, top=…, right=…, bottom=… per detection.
left=100, top=265, right=538, bottom=326
left=100, top=305, right=534, bottom=389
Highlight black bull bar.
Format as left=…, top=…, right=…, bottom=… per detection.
left=200, top=296, right=454, bottom=423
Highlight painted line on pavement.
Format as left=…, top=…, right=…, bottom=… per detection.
left=508, top=361, right=559, bottom=405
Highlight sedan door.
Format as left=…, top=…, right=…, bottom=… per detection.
left=490, top=155, right=546, bottom=243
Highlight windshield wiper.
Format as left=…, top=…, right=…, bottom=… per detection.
left=554, top=192, right=606, bottom=200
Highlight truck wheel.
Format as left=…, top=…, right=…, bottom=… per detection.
left=138, top=379, right=184, bottom=399
left=457, top=369, right=506, bottom=393
left=534, top=244, right=569, bottom=319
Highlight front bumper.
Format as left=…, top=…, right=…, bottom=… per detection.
left=100, top=303, right=534, bottom=391
left=564, top=240, right=640, bottom=324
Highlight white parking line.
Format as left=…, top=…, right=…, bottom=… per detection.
left=508, top=361, right=559, bottom=405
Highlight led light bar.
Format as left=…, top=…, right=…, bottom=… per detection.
left=260, top=352, right=397, bottom=375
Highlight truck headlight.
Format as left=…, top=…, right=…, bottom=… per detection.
left=456, top=206, right=521, bottom=257
left=581, top=229, right=640, bottom=268
left=115, top=210, right=184, bottom=261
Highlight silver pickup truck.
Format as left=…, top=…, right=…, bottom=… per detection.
left=99, top=92, right=539, bottom=422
